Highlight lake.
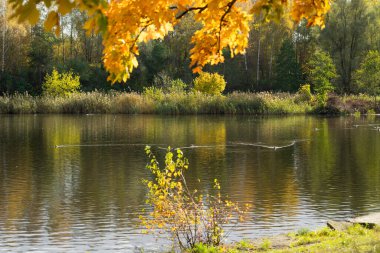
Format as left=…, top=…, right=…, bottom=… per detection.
left=0, top=114, right=379, bottom=252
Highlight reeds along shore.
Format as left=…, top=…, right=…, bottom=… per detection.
left=0, top=91, right=378, bottom=115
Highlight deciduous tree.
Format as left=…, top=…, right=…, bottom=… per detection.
left=320, top=0, right=370, bottom=92
left=354, top=50, right=380, bottom=105
left=307, top=49, right=337, bottom=105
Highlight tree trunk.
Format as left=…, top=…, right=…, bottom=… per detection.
left=256, top=27, right=261, bottom=88
left=1, top=0, right=6, bottom=73
left=269, top=35, right=274, bottom=80
left=70, top=15, right=73, bottom=59
left=61, top=17, right=65, bottom=64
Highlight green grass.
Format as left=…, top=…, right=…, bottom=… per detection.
left=189, top=225, right=380, bottom=252
left=0, top=91, right=378, bottom=115
left=280, top=225, right=380, bottom=253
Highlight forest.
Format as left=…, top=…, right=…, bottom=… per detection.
left=1, top=0, right=379, bottom=99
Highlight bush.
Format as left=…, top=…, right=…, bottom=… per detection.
left=42, top=69, right=80, bottom=97
left=141, top=147, right=250, bottom=250
left=296, top=84, right=313, bottom=103
left=193, top=72, right=226, bottom=95
left=143, top=86, right=165, bottom=100
left=167, top=79, right=187, bottom=93
left=152, top=70, right=173, bottom=90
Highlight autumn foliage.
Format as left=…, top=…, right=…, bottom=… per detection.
left=42, top=69, right=81, bottom=97
left=194, top=72, right=226, bottom=95
left=9, top=0, right=331, bottom=83
left=141, top=146, right=250, bottom=249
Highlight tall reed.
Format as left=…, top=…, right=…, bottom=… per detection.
left=0, top=91, right=376, bottom=115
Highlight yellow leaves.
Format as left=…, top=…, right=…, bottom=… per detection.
left=57, top=0, right=75, bottom=15
left=250, top=0, right=330, bottom=28
left=139, top=22, right=174, bottom=42
left=103, top=0, right=178, bottom=83
left=144, top=146, right=266, bottom=249
left=187, top=0, right=252, bottom=72
left=290, top=0, right=330, bottom=27
left=213, top=179, right=221, bottom=190
left=131, top=57, right=139, bottom=68
left=251, top=0, right=287, bottom=23
left=10, top=0, right=41, bottom=25
left=27, top=4, right=40, bottom=24
left=44, top=11, right=59, bottom=34
left=142, top=146, right=251, bottom=248
left=10, top=0, right=108, bottom=37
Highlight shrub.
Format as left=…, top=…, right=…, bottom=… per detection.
left=296, top=84, right=313, bottom=103
left=367, top=109, right=376, bottom=115
left=167, top=79, right=187, bottom=93
left=260, top=239, right=272, bottom=250
left=141, top=147, right=250, bottom=250
left=192, top=243, right=219, bottom=253
left=143, top=86, right=164, bottom=100
left=42, top=68, right=80, bottom=97
left=152, top=71, right=173, bottom=90
left=353, top=111, right=361, bottom=117
left=193, top=72, right=226, bottom=95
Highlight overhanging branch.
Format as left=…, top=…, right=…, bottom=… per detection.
left=175, top=5, right=208, bottom=19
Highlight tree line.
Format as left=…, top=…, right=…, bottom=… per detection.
left=0, top=0, right=380, bottom=96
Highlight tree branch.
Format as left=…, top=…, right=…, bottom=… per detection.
left=176, top=5, right=208, bottom=19
left=218, top=0, right=238, bottom=52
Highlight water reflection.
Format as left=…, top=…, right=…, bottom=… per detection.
left=0, top=115, right=379, bottom=251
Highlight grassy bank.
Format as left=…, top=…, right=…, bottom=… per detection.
left=191, top=225, right=380, bottom=252
left=0, top=91, right=378, bottom=115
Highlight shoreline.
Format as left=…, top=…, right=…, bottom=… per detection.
left=0, top=91, right=378, bottom=115
left=200, top=223, right=380, bottom=252
left=189, top=214, right=380, bottom=252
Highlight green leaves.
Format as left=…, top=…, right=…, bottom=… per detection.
left=42, top=68, right=81, bottom=97
left=307, top=49, right=337, bottom=105
left=354, top=50, right=380, bottom=96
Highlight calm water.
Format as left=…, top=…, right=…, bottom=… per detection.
left=0, top=114, right=380, bottom=252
